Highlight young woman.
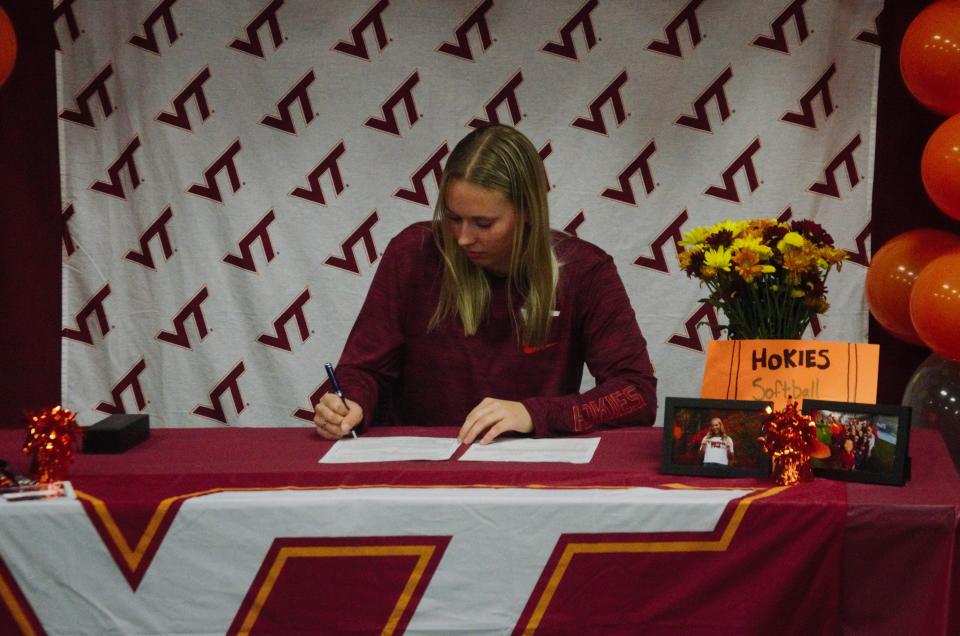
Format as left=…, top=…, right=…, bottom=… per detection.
left=314, top=125, right=657, bottom=444
left=699, top=417, right=734, bottom=466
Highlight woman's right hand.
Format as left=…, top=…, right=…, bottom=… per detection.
left=314, top=393, right=363, bottom=439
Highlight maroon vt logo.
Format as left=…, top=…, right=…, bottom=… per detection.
left=128, top=0, right=181, bottom=54
left=53, top=0, right=82, bottom=51
left=157, top=287, right=210, bottom=349
left=224, top=210, right=277, bottom=272
left=647, top=0, right=705, bottom=57
left=437, top=0, right=493, bottom=61
left=634, top=209, right=688, bottom=273
left=704, top=138, right=762, bottom=203
left=291, top=141, right=347, bottom=206
left=846, top=222, right=872, bottom=267
left=468, top=70, right=524, bottom=128
left=187, top=140, right=243, bottom=203
left=95, top=358, right=148, bottom=414
left=157, top=66, right=212, bottom=131
left=193, top=362, right=246, bottom=424
left=261, top=69, right=316, bottom=134
left=59, top=64, right=114, bottom=127
left=856, top=15, right=881, bottom=46
left=542, top=0, right=599, bottom=60
left=365, top=71, right=420, bottom=136
left=539, top=141, right=553, bottom=189
left=563, top=210, right=586, bottom=236
left=125, top=206, right=175, bottom=270
left=809, top=134, right=862, bottom=198
left=572, top=70, right=628, bottom=135
left=675, top=66, right=733, bottom=132
left=601, top=140, right=657, bottom=205
left=61, top=203, right=76, bottom=258
left=669, top=303, right=722, bottom=352
left=395, top=143, right=449, bottom=207
left=258, top=289, right=311, bottom=351
left=325, top=211, right=380, bottom=274
left=293, top=381, right=332, bottom=422
left=333, top=0, right=390, bottom=60
left=62, top=284, right=111, bottom=344
left=781, top=63, right=836, bottom=128
left=230, top=0, right=286, bottom=58
left=810, top=314, right=823, bottom=337
left=753, top=0, right=809, bottom=53
left=90, top=136, right=142, bottom=200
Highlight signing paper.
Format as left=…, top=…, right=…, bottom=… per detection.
left=459, top=437, right=600, bottom=464
left=319, top=436, right=460, bottom=463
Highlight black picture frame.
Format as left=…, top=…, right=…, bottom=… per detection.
left=661, top=397, right=772, bottom=478
left=803, top=400, right=912, bottom=486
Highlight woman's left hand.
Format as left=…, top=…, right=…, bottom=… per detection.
left=458, top=397, right=533, bottom=445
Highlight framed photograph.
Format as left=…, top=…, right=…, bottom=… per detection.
left=803, top=400, right=911, bottom=485
left=661, top=397, right=772, bottom=478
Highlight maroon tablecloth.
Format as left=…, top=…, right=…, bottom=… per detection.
left=1, top=427, right=957, bottom=635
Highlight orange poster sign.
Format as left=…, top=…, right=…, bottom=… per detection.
left=700, top=340, right=879, bottom=409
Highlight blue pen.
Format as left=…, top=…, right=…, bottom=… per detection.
left=325, top=362, right=358, bottom=438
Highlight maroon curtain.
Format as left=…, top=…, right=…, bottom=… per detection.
left=0, top=1, right=59, bottom=427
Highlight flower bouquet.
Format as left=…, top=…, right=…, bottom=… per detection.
left=677, top=218, right=847, bottom=340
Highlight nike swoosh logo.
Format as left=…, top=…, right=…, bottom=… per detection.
left=522, top=342, right=558, bottom=355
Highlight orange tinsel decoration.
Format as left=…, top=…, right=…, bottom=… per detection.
left=22, top=406, right=79, bottom=483
left=758, top=401, right=819, bottom=486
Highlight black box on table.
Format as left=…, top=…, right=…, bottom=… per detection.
left=83, top=414, right=150, bottom=454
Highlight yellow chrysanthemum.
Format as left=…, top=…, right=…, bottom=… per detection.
left=817, top=246, right=848, bottom=267
left=777, top=231, right=806, bottom=252
left=732, top=236, right=773, bottom=258
left=715, top=218, right=749, bottom=237
left=746, top=218, right=779, bottom=232
left=703, top=246, right=733, bottom=272
left=679, top=226, right=712, bottom=247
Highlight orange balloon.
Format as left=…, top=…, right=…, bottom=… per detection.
left=866, top=229, right=960, bottom=345
left=0, top=7, right=16, bottom=88
left=922, top=114, right=960, bottom=221
left=910, top=249, right=960, bottom=361
left=900, top=0, right=960, bottom=116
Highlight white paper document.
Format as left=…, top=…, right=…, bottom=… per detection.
left=319, top=437, right=460, bottom=463
left=458, top=437, right=600, bottom=464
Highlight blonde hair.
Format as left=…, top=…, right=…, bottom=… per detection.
left=709, top=417, right=727, bottom=436
left=429, top=125, right=557, bottom=346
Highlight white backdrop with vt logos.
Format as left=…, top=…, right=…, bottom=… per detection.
left=56, top=0, right=883, bottom=427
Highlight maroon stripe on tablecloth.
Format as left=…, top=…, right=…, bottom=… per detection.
left=515, top=480, right=846, bottom=635
left=227, top=535, right=450, bottom=635
left=0, top=554, right=47, bottom=636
